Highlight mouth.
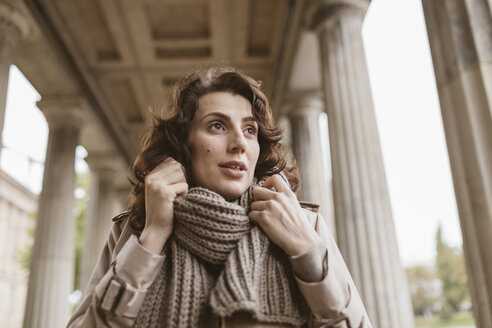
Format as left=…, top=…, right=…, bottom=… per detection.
left=218, top=161, right=246, bottom=178
left=219, top=161, right=246, bottom=171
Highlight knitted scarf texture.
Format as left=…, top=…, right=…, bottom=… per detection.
left=134, top=181, right=309, bottom=327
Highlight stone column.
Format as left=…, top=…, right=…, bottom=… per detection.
left=287, top=95, right=335, bottom=234
left=115, top=185, right=131, bottom=213
left=421, top=1, right=492, bottom=326
left=23, top=96, right=86, bottom=328
left=0, top=0, right=28, bottom=154
left=79, top=154, right=119, bottom=292
left=306, top=1, right=414, bottom=327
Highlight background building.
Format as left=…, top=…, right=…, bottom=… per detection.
left=0, top=169, right=37, bottom=328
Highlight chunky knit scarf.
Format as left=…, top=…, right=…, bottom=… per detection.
left=134, top=181, right=309, bottom=327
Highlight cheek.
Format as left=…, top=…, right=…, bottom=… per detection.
left=202, top=144, right=213, bottom=153
left=199, top=143, right=214, bottom=154
left=192, top=139, right=217, bottom=163
left=251, top=143, right=260, bottom=164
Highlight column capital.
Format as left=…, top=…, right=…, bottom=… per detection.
left=305, top=0, right=369, bottom=32
left=286, top=94, right=324, bottom=118
left=85, top=152, right=124, bottom=180
left=37, top=95, right=88, bottom=129
left=0, top=0, right=29, bottom=40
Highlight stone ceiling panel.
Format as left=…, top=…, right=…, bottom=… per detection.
left=96, top=0, right=136, bottom=67
left=247, top=0, right=287, bottom=58
left=209, top=0, right=229, bottom=60
left=120, top=0, right=156, bottom=65
left=99, top=76, right=145, bottom=127
left=147, top=2, right=210, bottom=40
left=148, top=2, right=212, bottom=60
left=21, top=0, right=303, bottom=164
left=54, top=0, right=122, bottom=65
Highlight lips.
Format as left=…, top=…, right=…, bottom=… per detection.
left=219, top=161, right=246, bottom=178
left=219, top=161, right=246, bottom=171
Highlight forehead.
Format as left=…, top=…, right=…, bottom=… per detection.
left=195, top=92, right=253, bottom=118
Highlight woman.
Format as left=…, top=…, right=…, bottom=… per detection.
left=67, top=67, right=372, bottom=328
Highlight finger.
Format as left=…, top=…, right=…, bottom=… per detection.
left=167, top=161, right=187, bottom=181
left=153, top=156, right=173, bottom=170
left=170, top=165, right=188, bottom=183
left=250, top=200, right=270, bottom=211
left=248, top=210, right=268, bottom=225
left=263, top=174, right=289, bottom=193
left=166, top=158, right=187, bottom=177
left=146, top=170, right=185, bottom=186
left=149, top=161, right=186, bottom=183
left=166, top=181, right=188, bottom=198
left=252, top=186, right=277, bottom=200
left=154, top=158, right=180, bottom=172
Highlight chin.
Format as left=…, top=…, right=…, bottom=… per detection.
left=216, top=187, right=247, bottom=200
left=212, top=181, right=250, bottom=200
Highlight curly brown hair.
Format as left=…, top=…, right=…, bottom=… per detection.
left=127, top=67, right=298, bottom=231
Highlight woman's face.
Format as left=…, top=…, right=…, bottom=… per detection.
left=187, top=91, right=260, bottom=200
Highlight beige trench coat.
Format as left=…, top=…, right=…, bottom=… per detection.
left=67, top=204, right=372, bottom=328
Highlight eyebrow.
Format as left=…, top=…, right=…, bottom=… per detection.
left=200, top=112, right=257, bottom=124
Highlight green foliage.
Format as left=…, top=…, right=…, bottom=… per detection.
left=435, top=225, right=470, bottom=316
left=415, top=311, right=475, bottom=327
left=439, top=301, right=454, bottom=322
left=16, top=210, right=36, bottom=271
left=406, top=265, right=439, bottom=315
left=73, top=171, right=90, bottom=291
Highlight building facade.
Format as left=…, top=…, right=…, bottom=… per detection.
left=0, top=169, right=37, bottom=328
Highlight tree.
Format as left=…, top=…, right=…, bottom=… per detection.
left=406, top=265, right=440, bottom=315
left=17, top=211, right=36, bottom=271
left=73, top=170, right=90, bottom=291
left=435, top=224, right=470, bottom=318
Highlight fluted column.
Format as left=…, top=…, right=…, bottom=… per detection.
left=0, top=0, right=28, bottom=155
left=79, top=153, right=119, bottom=292
left=306, top=1, right=414, bottom=327
left=115, top=185, right=131, bottom=213
left=422, top=1, right=492, bottom=326
left=23, top=96, right=86, bottom=328
left=287, top=95, right=335, bottom=234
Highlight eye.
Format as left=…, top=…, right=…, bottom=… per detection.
left=244, top=125, right=258, bottom=136
left=209, top=121, right=225, bottom=132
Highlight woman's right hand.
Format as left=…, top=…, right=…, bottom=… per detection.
left=139, top=157, right=188, bottom=254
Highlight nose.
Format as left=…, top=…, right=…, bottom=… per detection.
left=228, top=128, right=247, bottom=154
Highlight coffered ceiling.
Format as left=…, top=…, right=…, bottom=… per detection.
left=17, top=0, right=305, bottom=166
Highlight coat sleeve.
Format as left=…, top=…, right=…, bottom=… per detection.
left=291, top=211, right=373, bottom=328
left=66, top=218, right=166, bottom=328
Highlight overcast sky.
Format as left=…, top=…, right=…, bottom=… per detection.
left=362, top=0, right=461, bottom=265
left=1, top=0, right=462, bottom=267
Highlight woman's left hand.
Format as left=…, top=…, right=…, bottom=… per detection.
left=249, top=174, right=322, bottom=257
